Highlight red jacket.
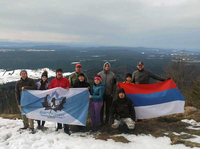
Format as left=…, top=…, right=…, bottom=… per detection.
left=49, top=77, right=71, bottom=89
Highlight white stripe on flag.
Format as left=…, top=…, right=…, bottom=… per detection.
left=135, top=100, right=185, bottom=119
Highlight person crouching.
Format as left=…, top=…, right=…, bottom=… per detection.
left=110, top=88, right=135, bottom=132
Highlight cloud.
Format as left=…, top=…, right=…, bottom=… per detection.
left=0, top=0, right=199, bottom=49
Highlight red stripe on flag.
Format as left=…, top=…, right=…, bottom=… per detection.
left=118, top=79, right=178, bottom=94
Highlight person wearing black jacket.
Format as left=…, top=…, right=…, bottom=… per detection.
left=73, top=73, right=90, bottom=131
left=73, top=73, right=90, bottom=89
left=110, top=88, right=135, bottom=130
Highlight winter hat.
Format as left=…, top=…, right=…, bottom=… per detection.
left=94, top=75, right=102, bottom=82
left=118, top=88, right=125, bottom=94
left=76, top=63, right=82, bottom=68
left=41, top=70, right=48, bottom=78
left=78, top=73, right=85, bottom=78
left=20, top=70, right=27, bottom=75
left=126, top=73, right=132, bottom=78
left=137, top=61, right=144, bottom=66
left=56, top=68, right=63, bottom=73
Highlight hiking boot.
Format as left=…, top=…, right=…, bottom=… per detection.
left=64, top=125, right=71, bottom=135
left=30, top=128, right=35, bottom=134
left=37, top=126, right=42, bottom=130
left=56, top=123, right=63, bottom=131
left=20, top=127, right=28, bottom=130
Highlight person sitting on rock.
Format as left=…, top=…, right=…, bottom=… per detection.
left=110, top=88, right=135, bottom=132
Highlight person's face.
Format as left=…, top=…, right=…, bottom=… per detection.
left=119, top=92, right=125, bottom=98
left=56, top=72, right=63, bottom=79
left=79, top=76, right=85, bottom=82
left=94, top=79, right=101, bottom=85
left=137, top=64, right=145, bottom=70
left=105, top=64, right=110, bottom=71
left=126, top=77, right=132, bottom=82
left=75, top=66, right=82, bottom=73
left=42, top=76, right=47, bottom=82
left=21, top=72, right=27, bottom=80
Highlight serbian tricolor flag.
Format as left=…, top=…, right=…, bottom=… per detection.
left=118, top=79, right=185, bottom=119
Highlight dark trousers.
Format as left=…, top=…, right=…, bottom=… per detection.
left=37, top=120, right=45, bottom=127
left=57, top=123, right=69, bottom=129
left=100, top=95, right=113, bottom=124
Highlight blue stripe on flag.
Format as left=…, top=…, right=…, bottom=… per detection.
left=63, top=90, right=89, bottom=125
left=126, top=88, right=185, bottom=107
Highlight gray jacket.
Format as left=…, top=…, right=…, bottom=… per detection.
left=132, top=69, right=166, bottom=84
left=97, top=62, right=117, bottom=96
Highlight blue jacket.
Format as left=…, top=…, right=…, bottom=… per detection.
left=91, top=82, right=105, bottom=102
left=36, top=81, right=49, bottom=90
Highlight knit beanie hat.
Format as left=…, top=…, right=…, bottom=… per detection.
left=78, top=73, right=85, bottom=78
left=126, top=73, right=132, bottom=78
left=41, top=70, right=48, bottom=78
left=94, top=75, right=102, bottom=82
left=118, top=88, right=125, bottom=94
left=56, top=68, right=63, bottom=73
left=20, top=70, right=27, bottom=75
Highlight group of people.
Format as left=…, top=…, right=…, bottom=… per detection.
left=15, top=61, right=168, bottom=134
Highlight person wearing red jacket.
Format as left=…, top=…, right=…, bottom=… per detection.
left=49, top=69, right=71, bottom=89
left=49, top=68, right=71, bottom=135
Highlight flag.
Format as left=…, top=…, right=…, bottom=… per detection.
left=21, top=87, right=90, bottom=126
left=118, top=79, right=185, bottom=119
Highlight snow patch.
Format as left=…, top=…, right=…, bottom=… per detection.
left=0, top=68, right=72, bottom=84
left=0, top=118, right=197, bottom=149
left=181, top=119, right=200, bottom=130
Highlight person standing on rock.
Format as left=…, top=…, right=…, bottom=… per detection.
left=35, top=70, right=50, bottom=130
left=89, top=75, right=105, bottom=132
left=73, top=72, right=90, bottom=131
left=48, top=68, right=71, bottom=135
left=97, top=62, right=117, bottom=125
left=15, top=70, right=37, bottom=134
left=69, top=63, right=89, bottom=87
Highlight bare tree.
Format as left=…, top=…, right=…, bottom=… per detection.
left=163, top=52, right=200, bottom=92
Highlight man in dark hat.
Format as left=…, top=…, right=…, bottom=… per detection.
left=69, top=63, right=89, bottom=87
left=15, top=70, right=37, bottom=134
left=132, top=61, right=167, bottom=84
left=110, top=88, right=135, bottom=131
left=49, top=68, right=71, bottom=135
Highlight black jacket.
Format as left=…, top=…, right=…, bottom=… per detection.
left=132, top=69, right=166, bottom=84
left=15, top=77, right=37, bottom=105
left=73, top=80, right=90, bottom=88
left=110, top=96, right=135, bottom=124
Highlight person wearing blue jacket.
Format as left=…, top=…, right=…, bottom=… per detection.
left=36, top=70, right=49, bottom=130
left=89, top=75, right=105, bottom=132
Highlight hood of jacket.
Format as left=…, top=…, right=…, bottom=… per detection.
left=103, top=62, right=111, bottom=73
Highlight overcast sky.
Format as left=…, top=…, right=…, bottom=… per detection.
left=0, top=0, right=199, bottom=49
